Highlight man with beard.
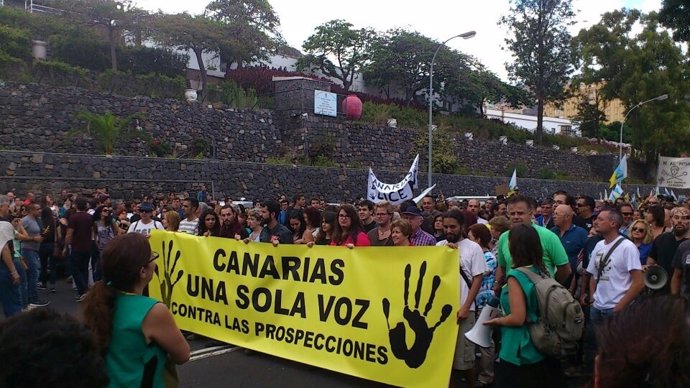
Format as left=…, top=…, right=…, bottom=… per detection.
left=218, top=205, right=248, bottom=239
left=437, top=209, right=487, bottom=388
left=650, top=206, right=690, bottom=294
left=259, top=200, right=292, bottom=244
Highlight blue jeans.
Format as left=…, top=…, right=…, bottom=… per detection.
left=70, top=250, right=91, bottom=296
left=16, top=257, right=28, bottom=308
left=0, top=263, right=21, bottom=317
left=21, top=249, right=40, bottom=304
left=588, top=306, right=614, bottom=352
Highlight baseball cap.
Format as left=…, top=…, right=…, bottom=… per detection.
left=402, top=206, right=423, bottom=217
left=139, top=202, right=155, bottom=212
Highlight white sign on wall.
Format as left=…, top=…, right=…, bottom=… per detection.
left=314, top=90, right=337, bottom=117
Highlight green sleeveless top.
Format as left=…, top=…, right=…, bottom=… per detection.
left=498, top=266, right=545, bottom=366
left=106, top=293, right=167, bottom=388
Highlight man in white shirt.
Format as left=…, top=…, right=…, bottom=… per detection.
left=583, top=208, right=643, bottom=332
left=437, top=209, right=487, bottom=388
left=178, top=198, right=200, bottom=235
left=127, top=202, right=164, bottom=236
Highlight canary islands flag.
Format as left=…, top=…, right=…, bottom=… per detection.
left=609, top=155, right=628, bottom=188
left=609, top=184, right=623, bottom=201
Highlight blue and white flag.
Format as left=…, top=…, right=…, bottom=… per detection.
left=509, top=169, right=517, bottom=191
left=609, top=184, right=623, bottom=201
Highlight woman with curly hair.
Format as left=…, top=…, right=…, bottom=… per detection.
left=197, top=209, right=220, bottom=237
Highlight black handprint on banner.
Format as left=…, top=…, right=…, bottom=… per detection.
left=154, top=239, right=184, bottom=307
left=382, top=261, right=452, bottom=368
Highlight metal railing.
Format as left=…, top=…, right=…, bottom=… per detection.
left=26, top=0, right=62, bottom=14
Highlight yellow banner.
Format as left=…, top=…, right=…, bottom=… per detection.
left=149, top=230, right=460, bottom=388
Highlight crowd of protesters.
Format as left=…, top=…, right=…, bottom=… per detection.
left=1, top=186, right=690, bottom=387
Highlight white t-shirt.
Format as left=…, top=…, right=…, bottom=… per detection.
left=127, top=219, right=164, bottom=236
left=178, top=218, right=199, bottom=235
left=437, top=238, right=488, bottom=311
left=586, top=236, right=641, bottom=310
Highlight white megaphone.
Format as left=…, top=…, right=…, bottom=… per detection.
left=465, top=297, right=500, bottom=348
left=645, top=266, right=669, bottom=290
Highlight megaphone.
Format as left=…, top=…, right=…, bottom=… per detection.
left=465, top=297, right=500, bottom=348
left=645, top=266, right=668, bottom=290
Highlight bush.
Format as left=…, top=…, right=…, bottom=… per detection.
left=0, top=51, right=27, bottom=80
left=205, top=80, right=258, bottom=109
left=0, top=25, right=31, bottom=59
left=97, top=70, right=186, bottom=99
left=119, top=46, right=189, bottom=78
left=49, top=34, right=111, bottom=72
left=31, top=60, right=91, bottom=87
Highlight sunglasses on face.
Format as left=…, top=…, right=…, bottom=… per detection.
left=631, top=227, right=646, bottom=233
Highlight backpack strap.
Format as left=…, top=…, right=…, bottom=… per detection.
left=596, top=237, right=625, bottom=285
left=514, top=266, right=545, bottom=284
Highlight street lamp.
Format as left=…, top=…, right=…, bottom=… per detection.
left=618, top=93, right=668, bottom=161
left=428, top=31, right=476, bottom=188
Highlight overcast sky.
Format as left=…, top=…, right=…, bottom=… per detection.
left=135, top=0, right=662, bottom=81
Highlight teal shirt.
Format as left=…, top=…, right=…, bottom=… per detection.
left=106, top=294, right=167, bottom=388
left=498, top=266, right=544, bottom=365
left=497, top=223, right=568, bottom=277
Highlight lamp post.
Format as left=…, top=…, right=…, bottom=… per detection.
left=428, top=31, right=476, bottom=188
left=618, top=93, right=668, bottom=161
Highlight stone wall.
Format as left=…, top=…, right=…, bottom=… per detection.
left=2, top=151, right=680, bottom=202
left=1, top=82, right=623, bottom=184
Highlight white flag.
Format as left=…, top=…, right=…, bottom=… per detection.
left=509, top=169, right=517, bottom=191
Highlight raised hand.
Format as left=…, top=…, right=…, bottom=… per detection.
left=382, top=262, right=453, bottom=368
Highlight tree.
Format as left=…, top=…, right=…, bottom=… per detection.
left=298, top=19, right=375, bottom=91
left=574, top=10, right=690, bottom=167
left=54, top=0, right=146, bottom=71
left=571, top=86, right=608, bottom=138
left=499, top=0, right=576, bottom=144
left=363, top=28, right=436, bottom=104
left=205, top=0, right=284, bottom=69
left=659, top=0, right=690, bottom=43
left=151, top=13, right=223, bottom=97
left=74, top=111, right=134, bottom=154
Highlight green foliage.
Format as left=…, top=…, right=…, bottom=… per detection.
left=499, top=0, right=576, bottom=144
left=265, top=156, right=292, bottom=166
left=205, top=0, right=284, bottom=68
left=361, top=101, right=427, bottom=128
left=205, top=80, right=258, bottom=109
left=574, top=9, right=690, bottom=164
left=97, top=70, right=186, bottom=99
left=311, top=155, right=338, bottom=168
left=0, top=25, right=31, bottom=59
left=507, top=162, right=528, bottom=178
left=307, top=137, right=335, bottom=161
left=119, top=46, right=189, bottom=77
left=659, top=0, right=690, bottom=43
left=49, top=34, right=111, bottom=71
left=149, top=139, right=172, bottom=157
left=538, top=169, right=569, bottom=180
left=73, top=110, right=134, bottom=154
left=190, top=139, right=209, bottom=158
left=32, top=60, right=91, bottom=87
left=0, top=51, right=27, bottom=80
left=298, top=19, right=376, bottom=91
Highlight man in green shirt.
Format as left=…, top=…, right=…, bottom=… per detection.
left=494, top=195, right=571, bottom=294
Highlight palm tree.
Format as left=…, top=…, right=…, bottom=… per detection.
left=75, top=110, right=132, bottom=154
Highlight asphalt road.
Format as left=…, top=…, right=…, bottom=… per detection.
left=7, top=278, right=589, bottom=388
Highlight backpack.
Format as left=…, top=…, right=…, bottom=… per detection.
left=515, top=267, right=584, bottom=359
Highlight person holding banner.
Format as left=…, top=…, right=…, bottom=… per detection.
left=437, top=209, right=487, bottom=388
left=197, top=209, right=220, bottom=237
left=484, top=224, right=566, bottom=387
left=330, top=205, right=370, bottom=247
left=313, top=211, right=336, bottom=246
left=390, top=219, right=413, bottom=246
left=243, top=208, right=264, bottom=242
left=259, top=200, right=293, bottom=245
left=83, top=233, right=190, bottom=388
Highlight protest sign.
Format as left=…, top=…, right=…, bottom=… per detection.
left=657, top=156, right=690, bottom=189
left=149, top=231, right=459, bottom=387
left=367, top=155, right=419, bottom=205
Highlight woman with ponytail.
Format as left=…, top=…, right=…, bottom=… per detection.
left=83, top=233, right=189, bottom=388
